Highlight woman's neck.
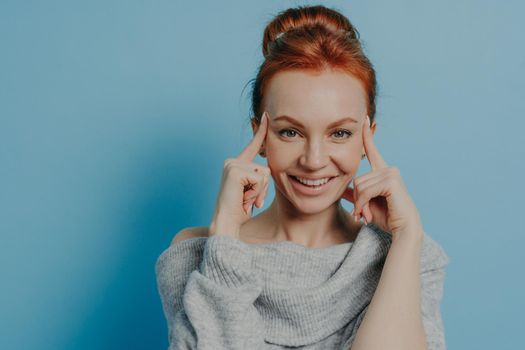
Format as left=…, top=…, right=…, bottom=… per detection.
left=259, top=196, right=359, bottom=248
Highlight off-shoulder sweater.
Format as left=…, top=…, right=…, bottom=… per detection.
left=155, top=223, right=450, bottom=349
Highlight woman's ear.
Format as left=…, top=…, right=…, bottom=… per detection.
left=250, top=116, right=258, bottom=135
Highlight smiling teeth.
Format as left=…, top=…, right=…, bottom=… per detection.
left=294, top=176, right=331, bottom=186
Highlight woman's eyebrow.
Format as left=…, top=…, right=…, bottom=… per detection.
left=273, top=115, right=359, bottom=128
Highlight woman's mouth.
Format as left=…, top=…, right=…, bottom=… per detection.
left=288, top=175, right=337, bottom=196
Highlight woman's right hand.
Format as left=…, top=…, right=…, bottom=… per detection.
left=209, top=111, right=271, bottom=238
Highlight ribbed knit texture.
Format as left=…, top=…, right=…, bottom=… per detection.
left=155, top=223, right=450, bottom=349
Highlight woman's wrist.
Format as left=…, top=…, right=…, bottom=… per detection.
left=391, top=221, right=424, bottom=244
left=209, top=216, right=240, bottom=238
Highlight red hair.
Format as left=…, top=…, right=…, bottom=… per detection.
left=249, top=5, right=377, bottom=126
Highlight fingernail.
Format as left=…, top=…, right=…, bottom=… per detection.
left=366, top=115, right=371, bottom=126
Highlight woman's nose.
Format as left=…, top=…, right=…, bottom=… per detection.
left=299, top=140, right=330, bottom=170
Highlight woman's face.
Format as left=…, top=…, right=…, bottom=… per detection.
left=255, top=68, right=376, bottom=214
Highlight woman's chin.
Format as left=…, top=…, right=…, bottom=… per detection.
left=290, top=197, right=337, bottom=215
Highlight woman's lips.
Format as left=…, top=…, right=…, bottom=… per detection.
left=288, top=175, right=337, bottom=196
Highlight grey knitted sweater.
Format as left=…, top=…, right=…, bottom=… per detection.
left=155, top=223, right=450, bottom=349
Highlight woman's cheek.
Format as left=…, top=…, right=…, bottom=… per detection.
left=265, top=140, right=293, bottom=167
left=332, top=144, right=361, bottom=174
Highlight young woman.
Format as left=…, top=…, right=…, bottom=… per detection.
left=156, top=5, right=449, bottom=350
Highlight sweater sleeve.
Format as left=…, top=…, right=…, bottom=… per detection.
left=419, top=233, right=450, bottom=350
left=420, top=259, right=449, bottom=349
left=169, top=234, right=266, bottom=350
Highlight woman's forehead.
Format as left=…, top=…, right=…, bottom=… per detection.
left=265, top=70, right=367, bottom=120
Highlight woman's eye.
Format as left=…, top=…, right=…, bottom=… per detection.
left=333, top=129, right=353, bottom=139
left=278, top=129, right=299, bottom=138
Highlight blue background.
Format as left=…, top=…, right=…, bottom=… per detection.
left=1, top=1, right=523, bottom=349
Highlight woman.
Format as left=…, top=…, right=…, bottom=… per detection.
left=156, top=5, right=449, bottom=350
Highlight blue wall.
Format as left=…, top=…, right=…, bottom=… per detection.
left=1, top=1, right=523, bottom=349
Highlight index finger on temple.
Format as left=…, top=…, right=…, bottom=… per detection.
left=237, top=111, right=269, bottom=162
left=363, top=115, right=387, bottom=170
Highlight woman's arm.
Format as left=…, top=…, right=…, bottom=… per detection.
left=350, top=228, right=427, bottom=350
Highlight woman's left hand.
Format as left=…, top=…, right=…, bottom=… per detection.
left=341, top=115, right=423, bottom=240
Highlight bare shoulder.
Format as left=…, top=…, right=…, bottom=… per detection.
left=170, top=226, right=209, bottom=246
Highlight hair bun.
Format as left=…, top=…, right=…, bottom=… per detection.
left=263, top=5, right=360, bottom=57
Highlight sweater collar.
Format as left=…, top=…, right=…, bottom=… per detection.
left=249, top=224, right=392, bottom=346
